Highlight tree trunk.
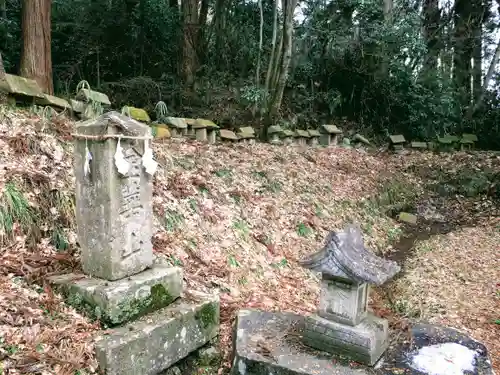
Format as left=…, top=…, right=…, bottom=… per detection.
left=0, top=53, right=5, bottom=79
left=383, top=0, right=393, bottom=24
left=380, top=0, right=393, bottom=76
left=453, top=0, right=473, bottom=107
left=472, top=31, right=482, bottom=103
left=440, top=24, right=453, bottom=79
left=264, top=0, right=278, bottom=122
left=0, top=0, right=6, bottom=19
left=471, top=0, right=487, bottom=104
left=212, top=0, right=227, bottom=68
left=181, top=0, right=199, bottom=87
left=19, top=0, right=53, bottom=95
left=422, top=0, right=440, bottom=76
left=267, top=0, right=297, bottom=120
left=256, top=0, right=264, bottom=87
left=466, top=36, right=500, bottom=118
left=197, top=0, right=209, bottom=62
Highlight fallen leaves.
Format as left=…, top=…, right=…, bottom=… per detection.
left=0, top=108, right=498, bottom=374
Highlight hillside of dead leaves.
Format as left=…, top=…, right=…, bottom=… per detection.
left=0, top=108, right=498, bottom=375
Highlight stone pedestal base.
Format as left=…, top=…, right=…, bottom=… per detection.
left=96, top=293, right=220, bottom=375
left=49, top=265, right=183, bottom=326
left=303, top=313, right=388, bottom=366
left=231, top=309, right=494, bottom=375
left=196, top=128, right=208, bottom=141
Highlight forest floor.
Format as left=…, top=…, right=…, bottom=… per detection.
left=0, top=108, right=499, bottom=375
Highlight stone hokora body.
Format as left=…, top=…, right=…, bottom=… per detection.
left=300, top=224, right=400, bottom=366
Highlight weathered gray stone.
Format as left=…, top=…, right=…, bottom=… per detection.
left=318, top=278, right=369, bottom=326
left=96, top=292, right=220, bottom=375
left=220, top=129, right=238, bottom=141
left=192, top=118, right=219, bottom=142
left=76, top=88, right=111, bottom=106
left=353, top=134, right=371, bottom=146
left=303, top=314, right=389, bottom=366
left=207, top=129, right=217, bottom=144
left=398, top=212, right=417, bottom=225
left=237, top=126, right=256, bottom=140
left=269, top=133, right=282, bottom=144
left=35, top=94, right=71, bottom=110
left=411, top=141, right=428, bottom=149
left=389, top=134, right=405, bottom=144
left=74, top=112, right=154, bottom=281
left=49, top=265, right=182, bottom=326
left=231, top=310, right=495, bottom=375
left=196, top=127, right=208, bottom=142
left=231, top=309, right=373, bottom=375
left=299, top=224, right=400, bottom=286
left=0, top=73, right=44, bottom=99
left=320, top=125, right=342, bottom=146
left=307, top=130, right=321, bottom=146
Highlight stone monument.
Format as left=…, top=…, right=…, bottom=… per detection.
left=300, top=224, right=400, bottom=366
left=50, top=112, right=220, bottom=375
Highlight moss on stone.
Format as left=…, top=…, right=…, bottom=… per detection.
left=195, top=302, right=218, bottom=329
left=127, top=106, right=151, bottom=122
left=111, top=283, right=175, bottom=326
left=62, top=283, right=176, bottom=328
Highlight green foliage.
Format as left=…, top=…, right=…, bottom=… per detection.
left=0, top=182, right=37, bottom=243
left=1, top=0, right=499, bottom=148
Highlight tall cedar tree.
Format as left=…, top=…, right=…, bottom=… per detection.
left=19, top=0, right=53, bottom=94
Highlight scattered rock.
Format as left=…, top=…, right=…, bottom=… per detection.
left=398, top=212, right=417, bottom=224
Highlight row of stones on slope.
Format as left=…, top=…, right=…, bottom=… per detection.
left=390, top=133, right=479, bottom=152
left=0, top=71, right=479, bottom=153
left=48, top=112, right=220, bottom=375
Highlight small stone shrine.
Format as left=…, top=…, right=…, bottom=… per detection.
left=230, top=224, right=494, bottom=375
left=300, top=224, right=400, bottom=366
left=193, top=118, right=219, bottom=143
left=237, top=126, right=256, bottom=143
left=50, top=112, right=219, bottom=375
left=267, top=125, right=283, bottom=144
left=307, top=129, right=321, bottom=146
left=389, top=134, right=406, bottom=152
left=319, top=124, right=342, bottom=146
left=460, top=133, right=478, bottom=150
left=219, top=129, right=239, bottom=142
left=294, top=129, right=310, bottom=146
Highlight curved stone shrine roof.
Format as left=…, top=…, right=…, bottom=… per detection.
left=299, top=224, right=400, bottom=285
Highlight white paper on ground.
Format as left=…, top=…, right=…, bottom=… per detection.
left=410, top=342, right=478, bottom=375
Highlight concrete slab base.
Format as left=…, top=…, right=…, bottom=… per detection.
left=303, top=314, right=389, bottom=366
left=231, top=309, right=373, bottom=375
left=49, top=265, right=183, bottom=326
left=96, top=292, right=220, bottom=375
left=230, top=309, right=494, bottom=375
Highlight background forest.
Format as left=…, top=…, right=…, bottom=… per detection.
left=1, top=0, right=500, bottom=149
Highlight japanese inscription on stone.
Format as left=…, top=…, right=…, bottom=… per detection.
left=74, top=113, right=154, bottom=281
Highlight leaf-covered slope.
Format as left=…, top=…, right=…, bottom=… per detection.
left=0, top=109, right=498, bottom=373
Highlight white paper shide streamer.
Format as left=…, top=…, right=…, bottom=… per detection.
left=142, top=138, right=158, bottom=176
left=114, top=137, right=130, bottom=176
left=83, top=141, right=92, bottom=177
